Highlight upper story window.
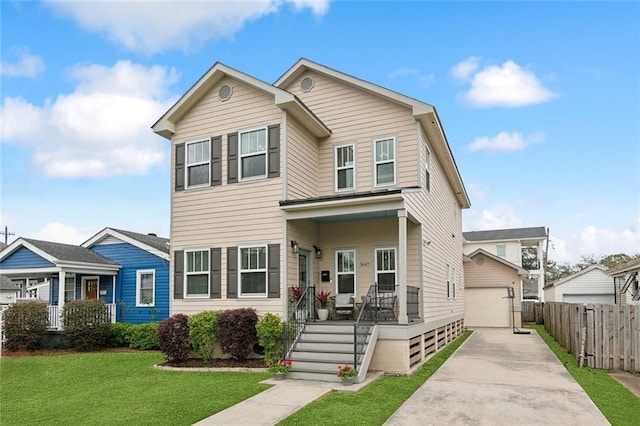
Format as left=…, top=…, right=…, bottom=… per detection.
left=240, top=128, right=267, bottom=180
left=186, top=140, right=210, bottom=187
left=185, top=250, right=209, bottom=297
left=335, top=144, right=355, bottom=191
left=496, top=245, right=506, bottom=259
left=239, top=245, right=267, bottom=297
left=425, top=145, right=431, bottom=192
left=375, top=137, right=396, bottom=186
left=136, top=269, right=155, bottom=306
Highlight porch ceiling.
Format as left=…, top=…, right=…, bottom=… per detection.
left=312, top=210, right=398, bottom=223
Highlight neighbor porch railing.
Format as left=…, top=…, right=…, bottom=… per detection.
left=283, top=286, right=315, bottom=359
left=47, top=303, right=116, bottom=330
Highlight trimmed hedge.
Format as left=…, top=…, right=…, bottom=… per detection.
left=256, top=313, right=284, bottom=364
left=128, top=322, right=159, bottom=350
left=2, top=301, right=49, bottom=351
left=188, top=311, right=219, bottom=361
left=158, top=314, right=190, bottom=362
left=217, top=308, right=258, bottom=361
left=62, top=299, right=111, bottom=351
left=108, top=322, right=134, bottom=347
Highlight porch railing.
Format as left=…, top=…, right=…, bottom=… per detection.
left=283, top=286, right=315, bottom=360
left=353, top=285, right=376, bottom=371
left=47, top=303, right=116, bottom=330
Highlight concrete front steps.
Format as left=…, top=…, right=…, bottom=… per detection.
left=287, top=322, right=377, bottom=383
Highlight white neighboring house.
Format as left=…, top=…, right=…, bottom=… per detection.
left=607, top=258, right=640, bottom=305
left=0, top=275, right=21, bottom=305
left=544, top=265, right=614, bottom=304
left=463, top=226, right=549, bottom=301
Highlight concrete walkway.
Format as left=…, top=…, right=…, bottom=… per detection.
left=385, top=328, right=609, bottom=426
left=193, top=372, right=384, bottom=425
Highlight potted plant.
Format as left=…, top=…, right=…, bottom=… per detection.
left=316, top=290, right=331, bottom=321
left=267, top=359, right=292, bottom=380
left=337, top=363, right=357, bottom=385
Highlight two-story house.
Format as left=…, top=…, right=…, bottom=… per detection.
left=152, top=59, right=470, bottom=378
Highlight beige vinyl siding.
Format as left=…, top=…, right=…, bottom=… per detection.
left=285, top=71, right=419, bottom=195
left=403, top=128, right=465, bottom=323
left=170, top=76, right=285, bottom=317
left=286, top=114, right=320, bottom=199
left=463, top=241, right=523, bottom=267
left=287, top=219, right=320, bottom=290
left=464, top=255, right=522, bottom=312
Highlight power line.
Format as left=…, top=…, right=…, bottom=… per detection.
left=0, top=226, right=15, bottom=245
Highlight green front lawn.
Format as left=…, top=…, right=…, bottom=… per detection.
left=0, top=351, right=270, bottom=425
left=529, top=325, right=640, bottom=425
left=279, top=331, right=472, bottom=425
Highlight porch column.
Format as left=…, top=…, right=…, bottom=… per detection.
left=112, top=276, right=117, bottom=322
left=398, top=209, right=408, bottom=324
left=58, top=270, right=66, bottom=330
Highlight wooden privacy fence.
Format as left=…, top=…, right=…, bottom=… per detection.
left=522, top=301, right=544, bottom=324
left=544, top=302, right=639, bottom=372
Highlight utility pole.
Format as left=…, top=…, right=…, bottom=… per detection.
left=0, top=226, right=15, bottom=244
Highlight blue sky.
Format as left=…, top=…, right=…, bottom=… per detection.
left=1, top=1, right=638, bottom=264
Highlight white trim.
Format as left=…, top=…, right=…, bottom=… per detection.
left=64, top=274, right=76, bottom=303
left=446, top=264, right=451, bottom=299
left=373, top=136, right=397, bottom=187
left=374, top=247, right=397, bottom=292
left=335, top=249, right=356, bottom=296
left=334, top=143, right=356, bottom=192
left=239, top=126, right=268, bottom=181
left=185, top=138, right=211, bottom=189
left=136, top=269, right=156, bottom=307
left=238, top=244, right=268, bottom=298
left=81, top=276, right=100, bottom=300
left=184, top=249, right=210, bottom=298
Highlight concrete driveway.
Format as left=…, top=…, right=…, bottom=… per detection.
left=385, top=328, right=609, bottom=426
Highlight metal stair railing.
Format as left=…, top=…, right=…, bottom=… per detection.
left=353, top=285, right=376, bottom=371
left=283, top=285, right=315, bottom=360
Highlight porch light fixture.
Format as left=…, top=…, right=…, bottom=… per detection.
left=313, top=245, right=322, bottom=259
left=291, top=240, right=299, bottom=253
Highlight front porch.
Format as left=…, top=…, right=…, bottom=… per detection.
left=46, top=303, right=116, bottom=329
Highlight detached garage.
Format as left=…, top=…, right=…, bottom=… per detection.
left=543, top=265, right=614, bottom=304
left=464, top=249, right=528, bottom=328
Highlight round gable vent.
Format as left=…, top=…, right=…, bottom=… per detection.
left=218, top=84, right=233, bottom=101
left=300, top=77, right=314, bottom=92
left=475, top=256, right=485, bottom=266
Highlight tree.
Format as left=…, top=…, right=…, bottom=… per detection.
left=546, top=252, right=640, bottom=283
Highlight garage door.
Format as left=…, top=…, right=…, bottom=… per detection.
left=465, top=287, right=511, bottom=327
left=562, top=294, right=614, bottom=304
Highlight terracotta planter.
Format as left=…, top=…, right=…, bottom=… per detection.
left=317, top=308, right=329, bottom=321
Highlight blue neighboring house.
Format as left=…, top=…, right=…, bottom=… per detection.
left=0, top=228, right=170, bottom=328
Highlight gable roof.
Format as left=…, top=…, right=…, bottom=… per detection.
left=82, top=227, right=170, bottom=261
left=463, top=226, right=548, bottom=243
left=0, top=275, right=20, bottom=290
left=466, top=248, right=528, bottom=275
left=606, top=257, right=640, bottom=276
left=547, top=265, right=607, bottom=288
left=152, top=62, right=330, bottom=139
left=276, top=58, right=470, bottom=209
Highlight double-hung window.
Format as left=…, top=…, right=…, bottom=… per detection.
left=185, top=250, right=209, bottom=297
left=240, top=128, right=267, bottom=180
left=239, top=246, right=267, bottom=296
left=186, top=140, right=210, bottom=187
left=374, top=137, right=396, bottom=186
left=136, top=269, right=155, bottom=306
left=446, top=264, right=452, bottom=298
left=452, top=267, right=457, bottom=299
left=64, top=275, right=76, bottom=302
left=335, top=144, right=355, bottom=191
left=336, top=250, right=356, bottom=294
left=496, top=245, right=506, bottom=259
left=425, top=144, right=431, bottom=192
left=375, top=248, right=396, bottom=292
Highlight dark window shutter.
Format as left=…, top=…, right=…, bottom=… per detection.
left=227, top=247, right=238, bottom=298
left=211, top=136, right=222, bottom=186
left=210, top=248, right=221, bottom=298
left=227, top=132, right=238, bottom=184
left=268, top=244, right=280, bottom=298
left=175, top=144, right=185, bottom=191
left=268, top=125, right=280, bottom=178
left=174, top=250, right=184, bottom=299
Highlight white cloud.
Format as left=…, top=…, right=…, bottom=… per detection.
left=33, top=222, right=93, bottom=245
left=0, top=60, right=177, bottom=178
left=450, top=56, right=480, bottom=81
left=467, top=183, right=490, bottom=202
left=466, top=131, right=545, bottom=153
left=46, top=0, right=330, bottom=54
left=0, top=50, right=45, bottom=78
left=389, top=67, right=435, bottom=88
left=465, top=204, right=524, bottom=231
left=456, top=59, right=556, bottom=108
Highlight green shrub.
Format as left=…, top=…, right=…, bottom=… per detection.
left=108, top=322, right=134, bottom=347
left=158, top=314, right=191, bottom=362
left=256, top=313, right=283, bottom=363
left=188, top=311, right=219, bottom=361
left=2, top=301, right=49, bottom=351
left=217, top=308, right=258, bottom=361
left=128, top=322, right=159, bottom=350
left=62, top=299, right=111, bottom=351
